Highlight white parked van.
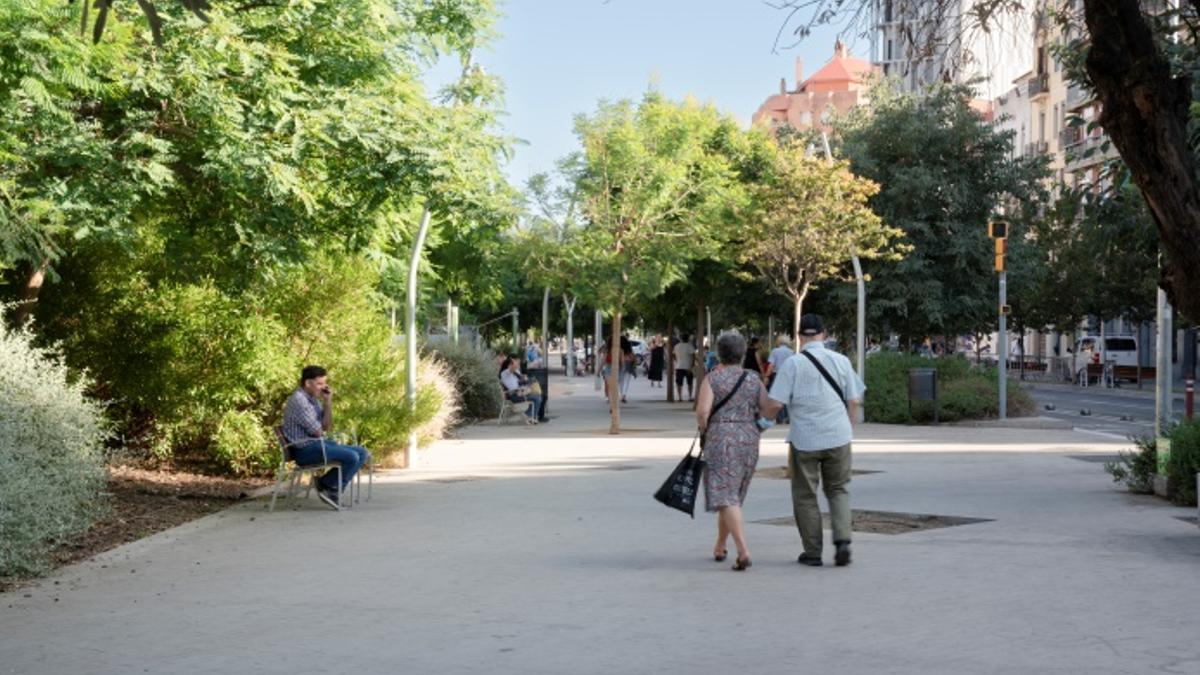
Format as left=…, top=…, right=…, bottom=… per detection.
left=1072, top=335, right=1138, bottom=376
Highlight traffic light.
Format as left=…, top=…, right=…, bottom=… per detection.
left=989, top=220, right=1008, bottom=272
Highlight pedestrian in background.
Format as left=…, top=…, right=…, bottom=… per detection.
left=765, top=335, right=794, bottom=424
left=743, top=335, right=764, bottom=377
left=673, top=334, right=696, bottom=401
left=763, top=314, right=865, bottom=568
left=648, top=336, right=666, bottom=388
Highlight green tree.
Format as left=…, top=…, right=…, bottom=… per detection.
left=740, top=142, right=905, bottom=343
left=835, top=82, right=1041, bottom=345
left=775, top=0, right=1200, bottom=323
left=568, top=93, right=740, bottom=433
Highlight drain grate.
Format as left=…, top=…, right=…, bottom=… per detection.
left=602, top=464, right=646, bottom=472
left=422, top=476, right=491, bottom=484
left=752, top=509, right=993, bottom=535
left=1174, top=516, right=1199, bottom=526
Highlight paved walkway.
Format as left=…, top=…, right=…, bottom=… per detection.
left=3, top=371, right=1199, bottom=674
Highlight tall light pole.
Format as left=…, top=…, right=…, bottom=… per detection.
left=820, top=132, right=867, bottom=421
left=405, top=208, right=433, bottom=461
left=990, top=220, right=1009, bottom=420
left=1155, top=285, right=1174, bottom=489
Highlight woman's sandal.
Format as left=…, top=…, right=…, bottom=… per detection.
left=732, top=556, right=752, bottom=571
left=713, top=549, right=727, bottom=562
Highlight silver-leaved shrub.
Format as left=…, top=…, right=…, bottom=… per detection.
left=0, top=322, right=108, bottom=578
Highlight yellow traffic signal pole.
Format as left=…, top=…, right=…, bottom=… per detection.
left=991, top=222, right=1008, bottom=420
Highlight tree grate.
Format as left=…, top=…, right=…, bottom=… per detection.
left=752, top=509, right=993, bottom=535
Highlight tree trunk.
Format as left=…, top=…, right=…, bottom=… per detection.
left=666, top=319, right=676, bottom=403
left=609, top=311, right=622, bottom=434
left=541, top=287, right=550, bottom=367
left=1084, top=0, right=1200, bottom=323
left=12, top=260, right=49, bottom=327
left=792, top=293, right=806, bottom=345
left=694, top=303, right=705, bottom=411
left=564, top=296, right=576, bottom=377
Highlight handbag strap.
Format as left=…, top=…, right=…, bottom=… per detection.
left=711, top=370, right=749, bottom=419
left=697, top=370, right=749, bottom=457
left=800, top=350, right=846, bottom=408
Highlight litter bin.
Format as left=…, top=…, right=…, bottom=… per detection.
left=908, top=368, right=939, bottom=424
left=525, top=366, right=550, bottom=421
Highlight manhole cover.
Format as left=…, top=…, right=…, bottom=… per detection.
left=754, top=466, right=882, bottom=480
left=1069, top=455, right=1123, bottom=463
left=1175, top=516, right=1199, bottom=526
left=752, top=509, right=992, bottom=535
left=422, top=476, right=491, bottom=484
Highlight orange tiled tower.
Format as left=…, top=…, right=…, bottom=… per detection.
left=752, top=41, right=878, bottom=133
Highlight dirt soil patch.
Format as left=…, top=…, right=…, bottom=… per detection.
left=1, top=467, right=268, bottom=593
left=752, top=510, right=993, bottom=535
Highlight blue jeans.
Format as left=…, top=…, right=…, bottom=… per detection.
left=292, top=439, right=370, bottom=492
left=509, top=392, right=543, bottom=419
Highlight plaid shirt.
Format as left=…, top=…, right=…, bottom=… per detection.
left=281, top=388, right=324, bottom=445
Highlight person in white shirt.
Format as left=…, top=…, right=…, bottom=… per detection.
left=762, top=314, right=865, bottom=568
left=673, top=335, right=697, bottom=401
left=500, top=356, right=542, bottom=424
left=764, top=335, right=795, bottom=423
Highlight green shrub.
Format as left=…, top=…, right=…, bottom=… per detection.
left=427, top=341, right=502, bottom=422
left=0, top=323, right=108, bottom=578
left=864, top=352, right=1034, bottom=424
left=264, top=256, right=456, bottom=463
left=37, top=251, right=457, bottom=475
left=1104, top=434, right=1157, bottom=495
left=1167, top=419, right=1200, bottom=506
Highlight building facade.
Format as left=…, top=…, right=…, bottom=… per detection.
left=752, top=41, right=878, bottom=134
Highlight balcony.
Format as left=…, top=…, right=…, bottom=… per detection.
left=1065, top=134, right=1110, bottom=169
left=1066, top=84, right=1092, bottom=111
left=1024, top=141, right=1050, bottom=157
left=1028, top=73, right=1050, bottom=99
left=1059, top=126, right=1082, bottom=148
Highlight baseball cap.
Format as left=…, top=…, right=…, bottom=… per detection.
left=799, top=313, right=825, bottom=336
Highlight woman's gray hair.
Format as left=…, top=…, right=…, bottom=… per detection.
left=716, top=332, right=747, bottom=365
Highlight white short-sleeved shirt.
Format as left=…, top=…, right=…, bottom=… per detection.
left=673, top=342, right=695, bottom=370
left=767, top=345, right=794, bottom=372
left=768, top=342, right=866, bottom=451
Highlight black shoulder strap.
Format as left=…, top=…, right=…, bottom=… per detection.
left=800, top=350, right=846, bottom=408
left=710, top=371, right=749, bottom=418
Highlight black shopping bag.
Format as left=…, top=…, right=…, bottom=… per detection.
left=653, top=436, right=705, bottom=518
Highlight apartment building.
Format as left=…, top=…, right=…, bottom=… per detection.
left=871, top=0, right=1035, bottom=101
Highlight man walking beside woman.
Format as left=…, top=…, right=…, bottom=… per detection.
left=691, top=315, right=864, bottom=570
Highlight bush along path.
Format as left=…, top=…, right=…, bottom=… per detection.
left=864, top=352, right=1035, bottom=424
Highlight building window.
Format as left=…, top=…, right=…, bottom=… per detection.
left=887, top=39, right=893, bottom=61
left=1039, top=112, right=1046, bottom=143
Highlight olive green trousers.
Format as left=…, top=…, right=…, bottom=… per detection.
left=788, top=442, right=852, bottom=557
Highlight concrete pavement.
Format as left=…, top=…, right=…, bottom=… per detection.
left=2, top=371, right=1199, bottom=674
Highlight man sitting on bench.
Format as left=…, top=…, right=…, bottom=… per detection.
left=282, top=365, right=370, bottom=509
left=500, top=356, right=543, bottom=424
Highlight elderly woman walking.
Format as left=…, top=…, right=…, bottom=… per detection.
left=696, top=333, right=773, bottom=571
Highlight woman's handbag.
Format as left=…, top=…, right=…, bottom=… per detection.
left=528, top=380, right=543, bottom=396
left=653, top=435, right=705, bottom=517
left=653, top=370, right=751, bottom=517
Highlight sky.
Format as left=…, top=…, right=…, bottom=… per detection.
left=433, top=0, right=848, bottom=186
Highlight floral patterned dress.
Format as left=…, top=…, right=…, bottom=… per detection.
left=702, top=366, right=763, bottom=512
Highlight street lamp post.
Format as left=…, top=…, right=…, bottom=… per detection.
left=820, top=132, right=867, bottom=422
left=405, top=208, right=433, bottom=463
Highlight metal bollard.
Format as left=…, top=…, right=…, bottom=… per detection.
left=1187, top=378, right=1195, bottom=420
